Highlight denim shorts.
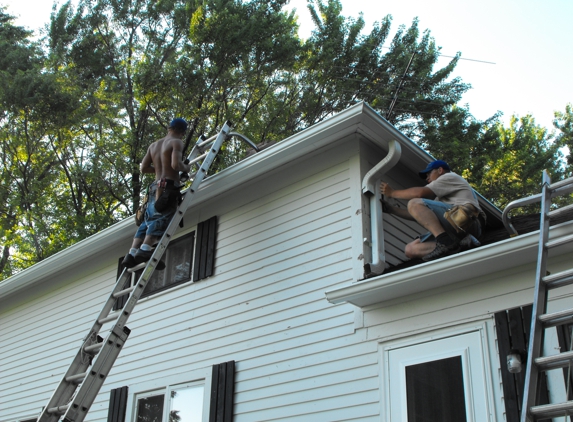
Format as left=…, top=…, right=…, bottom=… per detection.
left=135, top=182, right=177, bottom=239
left=418, top=199, right=481, bottom=242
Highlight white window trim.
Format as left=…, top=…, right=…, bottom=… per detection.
left=379, top=322, right=499, bottom=422
left=124, top=366, right=213, bottom=422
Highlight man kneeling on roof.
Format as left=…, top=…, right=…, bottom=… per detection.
left=380, top=160, right=486, bottom=262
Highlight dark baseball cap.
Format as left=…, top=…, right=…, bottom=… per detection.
left=169, top=118, right=188, bottom=133
left=419, top=160, right=450, bottom=178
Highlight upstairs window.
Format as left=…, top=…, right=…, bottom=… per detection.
left=115, top=216, right=217, bottom=306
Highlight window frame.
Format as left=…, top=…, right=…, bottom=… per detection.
left=124, top=367, right=212, bottom=422
left=133, top=380, right=205, bottom=422
left=139, top=231, right=196, bottom=298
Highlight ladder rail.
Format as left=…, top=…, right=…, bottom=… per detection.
left=521, top=172, right=552, bottom=422
left=502, top=174, right=573, bottom=237
left=37, top=121, right=236, bottom=422
left=519, top=170, right=573, bottom=422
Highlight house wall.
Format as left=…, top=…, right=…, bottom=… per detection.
left=0, top=136, right=383, bottom=422
left=359, top=251, right=573, bottom=421
left=4, top=126, right=567, bottom=421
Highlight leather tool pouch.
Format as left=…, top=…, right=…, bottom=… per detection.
left=155, top=179, right=182, bottom=213
left=444, top=204, right=480, bottom=233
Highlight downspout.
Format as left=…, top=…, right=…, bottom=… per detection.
left=361, top=140, right=401, bottom=277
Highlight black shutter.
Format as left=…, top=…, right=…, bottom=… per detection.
left=209, top=361, right=235, bottom=422
left=107, top=386, right=128, bottom=422
left=193, top=216, right=217, bottom=282
left=494, top=305, right=550, bottom=421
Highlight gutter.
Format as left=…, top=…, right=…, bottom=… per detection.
left=325, top=220, right=573, bottom=308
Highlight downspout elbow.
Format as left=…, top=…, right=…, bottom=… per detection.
left=362, top=140, right=401, bottom=277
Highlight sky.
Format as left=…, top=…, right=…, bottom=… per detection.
left=2, top=0, right=572, bottom=131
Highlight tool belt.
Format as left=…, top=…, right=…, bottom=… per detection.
left=444, top=203, right=484, bottom=233
left=135, top=190, right=148, bottom=227
left=155, top=178, right=182, bottom=213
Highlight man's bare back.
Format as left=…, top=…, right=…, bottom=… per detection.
left=141, top=134, right=191, bottom=181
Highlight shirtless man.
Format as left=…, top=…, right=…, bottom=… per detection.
left=122, top=118, right=192, bottom=269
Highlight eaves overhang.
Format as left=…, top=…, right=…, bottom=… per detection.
left=325, top=220, right=573, bottom=309
left=0, top=102, right=501, bottom=301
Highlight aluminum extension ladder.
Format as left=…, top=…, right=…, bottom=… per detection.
left=37, top=121, right=250, bottom=422
left=504, top=170, right=573, bottom=421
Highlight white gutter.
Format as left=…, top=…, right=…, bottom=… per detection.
left=361, top=140, right=401, bottom=276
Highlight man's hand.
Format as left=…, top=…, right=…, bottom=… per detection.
left=380, top=181, right=394, bottom=198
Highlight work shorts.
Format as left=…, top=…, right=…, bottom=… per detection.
left=135, top=181, right=177, bottom=239
left=418, top=199, right=481, bottom=243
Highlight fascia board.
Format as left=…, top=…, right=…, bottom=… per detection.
left=325, top=220, right=573, bottom=308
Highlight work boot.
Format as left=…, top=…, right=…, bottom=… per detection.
left=422, top=239, right=460, bottom=262
left=459, top=234, right=481, bottom=251
left=121, top=253, right=137, bottom=269
left=134, top=249, right=166, bottom=270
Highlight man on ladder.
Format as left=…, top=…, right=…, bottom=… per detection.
left=121, top=117, right=192, bottom=270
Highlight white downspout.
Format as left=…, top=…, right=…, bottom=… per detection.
left=361, top=140, right=401, bottom=277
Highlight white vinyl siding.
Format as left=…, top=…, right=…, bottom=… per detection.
left=0, top=140, right=382, bottom=421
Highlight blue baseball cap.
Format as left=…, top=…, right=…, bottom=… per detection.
left=169, top=118, right=188, bottom=133
left=419, top=160, right=450, bottom=178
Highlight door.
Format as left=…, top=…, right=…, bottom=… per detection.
left=386, top=330, right=491, bottom=421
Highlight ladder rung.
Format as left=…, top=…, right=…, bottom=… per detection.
left=83, top=342, right=103, bottom=354
left=188, top=152, right=208, bottom=167
left=530, top=400, right=573, bottom=419
left=544, top=268, right=573, bottom=289
left=535, top=350, right=573, bottom=371
left=65, top=371, right=87, bottom=384
left=539, top=308, right=573, bottom=328
left=48, top=404, right=69, bottom=414
left=98, top=310, right=121, bottom=325
left=546, top=233, right=573, bottom=249
left=113, top=286, right=135, bottom=298
left=127, top=262, right=146, bottom=272
left=548, top=203, right=573, bottom=220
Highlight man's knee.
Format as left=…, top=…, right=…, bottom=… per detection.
left=407, top=197, right=426, bottom=213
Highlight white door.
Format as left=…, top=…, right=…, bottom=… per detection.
left=386, top=330, right=491, bottom=422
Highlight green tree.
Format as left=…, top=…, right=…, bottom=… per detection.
left=473, top=115, right=565, bottom=210
left=554, top=103, right=573, bottom=175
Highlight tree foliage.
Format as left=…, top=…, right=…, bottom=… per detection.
left=0, top=0, right=571, bottom=278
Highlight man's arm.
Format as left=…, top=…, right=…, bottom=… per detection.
left=381, top=200, right=415, bottom=220
left=170, top=140, right=191, bottom=173
left=140, top=148, right=155, bottom=174
left=380, top=182, right=435, bottom=200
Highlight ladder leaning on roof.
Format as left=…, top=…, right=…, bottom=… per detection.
left=37, top=121, right=258, bottom=422
left=503, top=170, right=573, bottom=421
